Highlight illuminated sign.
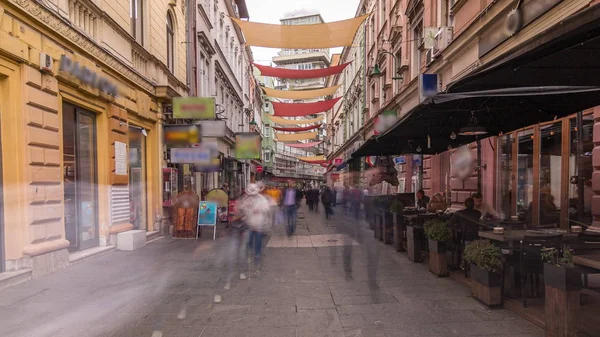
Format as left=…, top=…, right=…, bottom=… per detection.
left=163, top=125, right=201, bottom=147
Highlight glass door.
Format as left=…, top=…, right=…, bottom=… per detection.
left=63, top=103, right=98, bottom=251
left=76, top=112, right=98, bottom=249
left=129, top=126, right=147, bottom=230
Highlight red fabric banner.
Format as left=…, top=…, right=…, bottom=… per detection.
left=273, top=97, right=342, bottom=117
left=300, top=159, right=328, bottom=165
left=284, top=141, right=322, bottom=148
left=253, top=62, right=352, bottom=79
left=272, top=124, right=322, bottom=132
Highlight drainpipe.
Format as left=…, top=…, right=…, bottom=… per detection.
left=477, top=139, right=482, bottom=194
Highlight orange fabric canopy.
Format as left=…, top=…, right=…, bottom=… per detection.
left=270, top=115, right=325, bottom=126
left=231, top=15, right=370, bottom=49
left=262, top=85, right=341, bottom=100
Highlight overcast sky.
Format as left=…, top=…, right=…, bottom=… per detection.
left=245, top=0, right=361, bottom=65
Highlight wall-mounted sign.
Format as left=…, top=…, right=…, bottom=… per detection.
left=59, top=55, right=118, bottom=96
left=419, top=74, right=438, bottom=103
left=170, top=147, right=212, bottom=164
left=115, top=141, right=127, bottom=175
left=173, top=97, right=216, bottom=119
left=195, top=120, right=226, bottom=137
left=235, top=133, right=261, bottom=159
left=374, top=110, right=397, bottom=135
left=394, top=156, right=406, bottom=165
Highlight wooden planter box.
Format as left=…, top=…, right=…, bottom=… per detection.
left=428, top=239, right=448, bottom=277
left=543, top=263, right=582, bottom=337
left=383, top=211, right=394, bottom=245
left=406, top=225, right=423, bottom=262
left=470, top=264, right=502, bottom=307
left=393, top=213, right=405, bottom=252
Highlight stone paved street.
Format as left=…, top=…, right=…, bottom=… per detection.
left=0, top=206, right=544, bottom=337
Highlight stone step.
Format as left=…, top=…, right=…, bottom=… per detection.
left=117, top=230, right=147, bottom=251
left=146, top=231, right=160, bottom=242
left=0, top=269, right=32, bottom=292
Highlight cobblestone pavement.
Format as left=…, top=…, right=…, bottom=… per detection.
left=0, top=205, right=544, bottom=337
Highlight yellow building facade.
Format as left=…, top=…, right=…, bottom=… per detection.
left=0, top=0, right=187, bottom=276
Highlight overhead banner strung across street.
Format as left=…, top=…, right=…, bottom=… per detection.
left=253, top=62, right=352, bottom=79
left=284, top=141, right=322, bottom=148
left=297, top=155, right=328, bottom=164
left=261, top=85, right=341, bottom=100
left=230, top=15, right=370, bottom=49
left=272, top=124, right=322, bottom=132
left=272, top=97, right=341, bottom=117
left=270, top=115, right=325, bottom=125
left=274, top=131, right=318, bottom=142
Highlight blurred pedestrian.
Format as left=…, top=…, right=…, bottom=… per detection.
left=237, top=183, right=272, bottom=275
left=321, top=186, right=334, bottom=220
left=283, top=184, right=298, bottom=235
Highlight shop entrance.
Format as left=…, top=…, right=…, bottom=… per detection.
left=62, top=103, right=99, bottom=251
left=129, top=126, right=147, bottom=230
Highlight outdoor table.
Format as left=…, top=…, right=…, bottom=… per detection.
left=574, top=253, right=600, bottom=270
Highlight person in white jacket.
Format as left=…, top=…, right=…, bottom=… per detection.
left=237, top=183, right=273, bottom=273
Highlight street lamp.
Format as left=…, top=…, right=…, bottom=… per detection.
left=369, top=50, right=404, bottom=82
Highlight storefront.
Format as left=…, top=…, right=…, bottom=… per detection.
left=0, top=1, right=185, bottom=276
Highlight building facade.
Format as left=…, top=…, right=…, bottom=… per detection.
left=268, top=9, right=328, bottom=185
left=0, top=0, right=187, bottom=275
left=186, top=0, right=254, bottom=198
left=328, top=0, right=600, bottom=229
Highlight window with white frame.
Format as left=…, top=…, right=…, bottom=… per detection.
left=265, top=126, right=270, bottom=137
left=166, top=11, right=175, bottom=72
left=131, top=0, right=143, bottom=44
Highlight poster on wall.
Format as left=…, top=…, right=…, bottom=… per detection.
left=197, top=201, right=218, bottom=240
left=206, top=189, right=229, bottom=222
left=235, top=133, right=261, bottom=159
left=115, top=141, right=127, bottom=175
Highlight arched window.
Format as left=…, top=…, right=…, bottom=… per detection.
left=166, top=12, right=175, bottom=72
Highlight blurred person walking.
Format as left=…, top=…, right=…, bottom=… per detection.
left=283, top=184, right=299, bottom=235
left=321, top=186, right=334, bottom=220
left=237, top=183, right=272, bottom=275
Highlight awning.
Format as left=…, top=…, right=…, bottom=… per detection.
left=270, top=115, right=325, bottom=126
left=230, top=15, right=370, bottom=49
left=353, top=5, right=600, bottom=158
left=273, top=97, right=341, bottom=117
left=262, top=85, right=341, bottom=100
left=273, top=124, right=322, bottom=132
left=253, top=62, right=352, bottom=79
left=274, top=131, right=318, bottom=142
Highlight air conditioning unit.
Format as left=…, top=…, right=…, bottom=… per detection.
left=433, top=27, right=453, bottom=56
left=426, top=48, right=434, bottom=65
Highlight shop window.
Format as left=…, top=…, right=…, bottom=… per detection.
left=538, top=122, right=562, bottom=227
left=166, top=11, right=175, bottom=72
left=131, top=0, right=144, bottom=44
left=265, top=126, right=270, bottom=137
left=517, top=129, right=534, bottom=222
left=498, top=134, right=514, bottom=218
left=569, top=114, right=594, bottom=225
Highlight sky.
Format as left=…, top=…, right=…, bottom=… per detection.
left=244, top=0, right=362, bottom=65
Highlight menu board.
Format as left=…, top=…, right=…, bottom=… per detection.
left=115, top=141, right=127, bottom=175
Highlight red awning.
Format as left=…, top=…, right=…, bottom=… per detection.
left=284, top=141, right=322, bottom=148
left=272, top=124, right=322, bottom=132
left=273, top=97, right=342, bottom=117
left=253, top=62, right=352, bottom=79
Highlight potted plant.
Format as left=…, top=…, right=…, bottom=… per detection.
left=424, top=219, right=452, bottom=276
left=541, top=246, right=581, bottom=291
left=541, top=246, right=581, bottom=337
left=463, top=240, right=503, bottom=307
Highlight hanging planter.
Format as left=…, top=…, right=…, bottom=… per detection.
left=424, top=219, right=452, bottom=277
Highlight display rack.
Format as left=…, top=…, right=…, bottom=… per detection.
left=162, top=168, right=178, bottom=207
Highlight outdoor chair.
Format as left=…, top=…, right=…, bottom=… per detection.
left=519, top=234, right=563, bottom=307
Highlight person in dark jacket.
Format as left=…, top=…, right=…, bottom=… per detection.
left=447, top=198, right=481, bottom=229
left=416, top=189, right=430, bottom=209
left=321, top=187, right=334, bottom=220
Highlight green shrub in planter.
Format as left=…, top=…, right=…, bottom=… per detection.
left=425, top=219, right=452, bottom=276
left=463, top=240, right=503, bottom=306
left=424, top=219, right=452, bottom=242
left=541, top=246, right=582, bottom=291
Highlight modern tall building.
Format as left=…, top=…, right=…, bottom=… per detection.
left=269, top=9, right=329, bottom=184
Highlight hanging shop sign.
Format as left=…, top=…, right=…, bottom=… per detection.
left=195, top=120, right=226, bottom=137
left=173, top=97, right=216, bottom=119
left=419, top=74, right=438, bottom=103
left=374, top=110, right=398, bottom=135
left=170, top=147, right=212, bottom=164
left=163, top=125, right=201, bottom=147
left=451, top=146, right=476, bottom=181
left=59, top=55, right=118, bottom=96
left=235, top=133, right=261, bottom=159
